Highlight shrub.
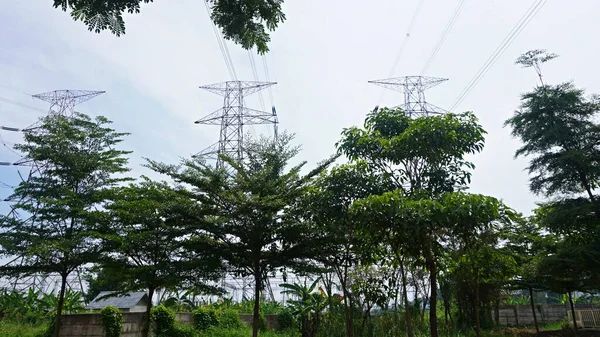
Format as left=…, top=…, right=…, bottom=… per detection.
left=193, top=307, right=218, bottom=331
left=277, top=309, right=295, bottom=331
left=216, top=308, right=243, bottom=329
left=151, top=304, right=176, bottom=336
left=100, top=306, right=124, bottom=337
left=258, top=311, right=268, bottom=331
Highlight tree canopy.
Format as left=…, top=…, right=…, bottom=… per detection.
left=0, top=112, right=130, bottom=337
left=51, top=0, right=285, bottom=53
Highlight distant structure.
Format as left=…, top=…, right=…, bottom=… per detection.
left=0, top=89, right=105, bottom=295
left=86, top=291, right=149, bottom=312
left=369, top=75, right=448, bottom=116
left=193, top=81, right=278, bottom=170
left=193, top=80, right=280, bottom=301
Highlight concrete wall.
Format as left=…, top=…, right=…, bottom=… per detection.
left=239, top=314, right=279, bottom=330
left=491, top=304, right=596, bottom=326
left=59, top=312, right=145, bottom=337
left=59, top=312, right=280, bottom=336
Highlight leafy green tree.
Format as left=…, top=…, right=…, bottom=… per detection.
left=51, top=0, right=285, bottom=53
left=353, top=191, right=514, bottom=337
left=303, top=161, right=391, bottom=337
left=148, top=133, right=334, bottom=337
left=337, top=107, right=488, bottom=337
left=0, top=112, right=130, bottom=337
left=100, top=178, right=224, bottom=337
left=536, top=240, right=600, bottom=331
left=501, top=219, right=552, bottom=335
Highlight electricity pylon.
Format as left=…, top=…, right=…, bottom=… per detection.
left=0, top=89, right=104, bottom=294
left=369, top=76, right=448, bottom=116
left=194, top=81, right=278, bottom=170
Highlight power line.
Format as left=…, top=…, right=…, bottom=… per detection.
left=420, top=0, right=467, bottom=75
left=387, top=0, right=426, bottom=78
left=261, top=55, right=275, bottom=107
left=449, top=0, right=547, bottom=111
left=378, top=0, right=426, bottom=105
left=204, top=0, right=237, bottom=80
left=0, top=96, right=46, bottom=113
left=247, top=51, right=266, bottom=112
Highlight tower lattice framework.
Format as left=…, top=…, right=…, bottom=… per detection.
left=194, top=81, right=279, bottom=301
left=194, top=81, right=278, bottom=170
left=1, top=89, right=105, bottom=294
left=369, top=76, right=448, bottom=116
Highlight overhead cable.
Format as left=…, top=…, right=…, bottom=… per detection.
left=449, top=0, right=548, bottom=111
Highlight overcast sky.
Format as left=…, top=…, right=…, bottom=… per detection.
left=1, top=0, right=599, bottom=216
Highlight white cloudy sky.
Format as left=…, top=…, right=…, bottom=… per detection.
left=1, top=0, right=599, bottom=216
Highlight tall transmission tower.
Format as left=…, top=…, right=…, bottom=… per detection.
left=369, top=76, right=448, bottom=116
left=194, top=81, right=278, bottom=170
left=0, top=89, right=105, bottom=295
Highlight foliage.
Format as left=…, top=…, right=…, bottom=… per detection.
left=151, top=305, right=176, bottom=337
left=277, top=309, right=295, bottom=331
left=51, top=0, right=285, bottom=53
left=281, top=278, right=326, bottom=337
left=100, top=306, right=123, bottom=337
left=0, top=112, right=130, bottom=337
left=194, top=307, right=219, bottom=331
left=148, top=133, right=335, bottom=337
left=0, top=321, right=50, bottom=337
left=505, top=82, right=600, bottom=201
left=217, top=309, right=244, bottom=329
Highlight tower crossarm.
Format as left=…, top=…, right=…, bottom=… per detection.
left=199, top=81, right=276, bottom=97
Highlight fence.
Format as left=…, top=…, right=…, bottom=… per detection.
left=491, top=304, right=596, bottom=326
left=59, top=312, right=279, bottom=337
left=567, top=310, right=600, bottom=328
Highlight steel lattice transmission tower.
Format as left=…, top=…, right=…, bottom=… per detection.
left=369, top=76, right=448, bottom=116
left=32, top=90, right=105, bottom=117
left=194, top=81, right=278, bottom=169
left=0, top=89, right=105, bottom=294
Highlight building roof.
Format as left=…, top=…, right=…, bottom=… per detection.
left=86, top=291, right=149, bottom=310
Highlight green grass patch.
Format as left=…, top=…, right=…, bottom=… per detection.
left=0, top=320, right=49, bottom=337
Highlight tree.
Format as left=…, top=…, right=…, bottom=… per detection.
left=353, top=191, right=515, bottom=337
left=337, top=107, right=487, bottom=337
left=505, top=82, right=600, bottom=215
left=100, top=178, right=224, bottom=337
left=506, top=50, right=600, bottom=217
left=148, top=133, right=334, bottom=337
left=0, top=112, right=131, bottom=337
left=501, top=219, right=550, bottom=335
left=303, top=161, right=391, bottom=337
left=51, top=0, right=285, bottom=53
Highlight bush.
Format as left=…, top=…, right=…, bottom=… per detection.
left=217, top=308, right=243, bottom=329
left=277, top=309, right=295, bottom=331
left=193, top=307, right=218, bottom=331
left=100, top=306, right=123, bottom=337
left=151, top=304, right=176, bottom=336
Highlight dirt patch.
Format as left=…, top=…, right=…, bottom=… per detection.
left=491, top=328, right=600, bottom=337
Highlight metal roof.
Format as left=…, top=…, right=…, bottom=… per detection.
left=86, top=291, right=148, bottom=310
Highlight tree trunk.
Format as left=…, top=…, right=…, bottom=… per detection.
left=400, top=259, right=414, bottom=337
left=339, top=264, right=354, bottom=337
left=473, top=266, right=481, bottom=337
left=253, top=269, right=262, bottom=337
left=426, top=251, right=438, bottom=337
left=529, top=287, right=539, bottom=336
left=568, top=291, right=577, bottom=333
left=494, top=299, right=500, bottom=326
left=142, top=287, right=155, bottom=337
left=52, top=273, right=68, bottom=337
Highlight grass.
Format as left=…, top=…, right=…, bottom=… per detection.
left=0, top=320, right=48, bottom=337
left=196, top=326, right=298, bottom=337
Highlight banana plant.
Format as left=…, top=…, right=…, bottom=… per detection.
left=280, top=278, right=326, bottom=337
